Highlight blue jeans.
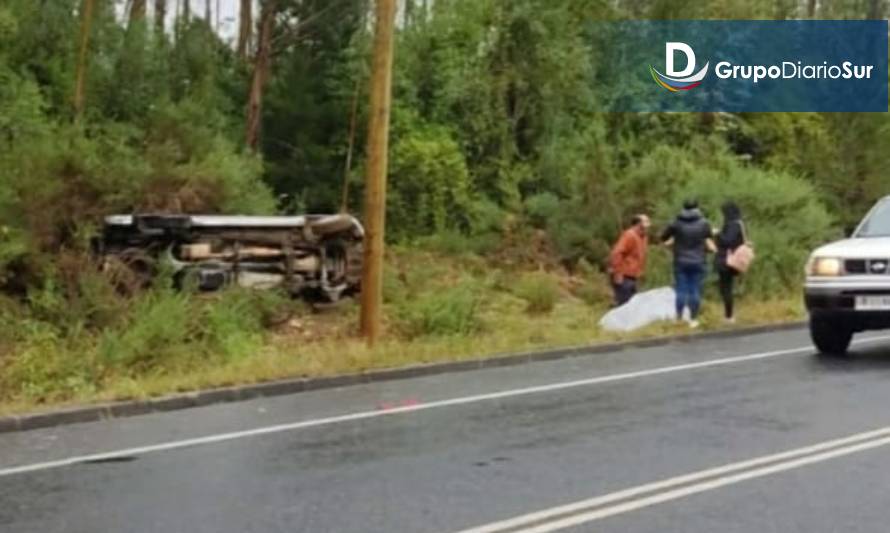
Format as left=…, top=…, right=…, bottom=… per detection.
left=675, top=263, right=706, bottom=320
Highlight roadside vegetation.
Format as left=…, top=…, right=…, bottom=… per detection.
left=0, top=0, right=886, bottom=414
left=0, top=245, right=806, bottom=415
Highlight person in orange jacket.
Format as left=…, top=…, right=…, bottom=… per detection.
left=608, top=214, right=651, bottom=307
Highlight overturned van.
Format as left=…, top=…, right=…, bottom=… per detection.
left=96, top=214, right=364, bottom=302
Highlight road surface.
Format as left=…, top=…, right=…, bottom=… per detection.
left=4, top=328, right=890, bottom=533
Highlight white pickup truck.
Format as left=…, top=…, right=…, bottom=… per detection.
left=805, top=196, right=890, bottom=355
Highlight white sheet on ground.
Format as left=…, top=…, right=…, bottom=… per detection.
left=599, top=286, right=677, bottom=332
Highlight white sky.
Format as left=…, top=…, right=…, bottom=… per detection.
left=117, top=0, right=244, bottom=42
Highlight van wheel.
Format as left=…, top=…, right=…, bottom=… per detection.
left=810, top=315, right=853, bottom=356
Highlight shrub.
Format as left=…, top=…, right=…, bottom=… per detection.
left=515, top=272, right=561, bottom=314
left=657, top=159, right=834, bottom=296
left=573, top=284, right=604, bottom=307
left=572, top=269, right=613, bottom=307
left=98, top=288, right=194, bottom=371
left=415, top=230, right=500, bottom=257
left=524, top=192, right=561, bottom=229
left=0, top=285, right=293, bottom=404
left=396, top=282, right=482, bottom=338
left=388, top=113, right=474, bottom=239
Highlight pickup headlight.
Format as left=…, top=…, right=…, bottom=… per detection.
left=807, top=257, right=843, bottom=277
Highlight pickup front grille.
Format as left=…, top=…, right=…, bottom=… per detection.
left=845, top=258, right=890, bottom=275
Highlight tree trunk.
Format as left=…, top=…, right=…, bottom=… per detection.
left=867, top=0, right=883, bottom=19
left=245, top=0, right=275, bottom=151
left=404, top=0, right=413, bottom=27
left=74, top=0, right=96, bottom=118
left=216, top=0, right=220, bottom=31
left=183, top=0, right=190, bottom=21
left=205, top=0, right=211, bottom=22
left=238, top=0, right=253, bottom=61
left=155, top=0, right=166, bottom=35
left=130, top=0, right=147, bottom=25
left=807, top=0, right=816, bottom=18
left=340, top=76, right=362, bottom=213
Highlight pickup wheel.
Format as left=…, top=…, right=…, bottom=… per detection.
left=810, top=315, right=853, bottom=356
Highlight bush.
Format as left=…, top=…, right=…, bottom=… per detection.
left=573, top=284, right=604, bottom=307
left=524, top=192, right=561, bottom=229
left=515, top=272, right=561, bottom=314
left=657, top=158, right=834, bottom=296
left=388, top=112, right=474, bottom=239
left=396, top=282, right=482, bottom=338
left=572, top=268, right=613, bottom=307
left=415, top=230, right=500, bottom=257
left=0, top=285, right=292, bottom=404
left=98, top=288, right=194, bottom=371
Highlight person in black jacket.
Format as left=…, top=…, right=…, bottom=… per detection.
left=661, top=199, right=716, bottom=328
left=715, top=201, right=745, bottom=323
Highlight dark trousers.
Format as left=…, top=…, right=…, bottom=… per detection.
left=675, top=263, right=706, bottom=319
left=612, top=277, right=638, bottom=307
left=718, top=269, right=737, bottom=319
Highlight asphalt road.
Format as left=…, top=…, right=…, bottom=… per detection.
left=4, top=328, right=890, bottom=533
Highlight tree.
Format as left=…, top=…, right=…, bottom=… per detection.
left=130, top=0, right=147, bottom=25
left=245, top=0, right=275, bottom=151
left=155, top=0, right=166, bottom=34
left=238, top=0, right=253, bottom=61
left=74, top=0, right=96, bottom=118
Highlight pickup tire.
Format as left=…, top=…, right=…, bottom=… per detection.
left=809, top=315, right=853, bottom=356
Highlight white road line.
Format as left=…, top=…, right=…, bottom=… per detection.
left=459, top=427, right=890, bottom=533
left=454, top=424, right=890, bottom=533
left=1, top=335, right=888, bottom=478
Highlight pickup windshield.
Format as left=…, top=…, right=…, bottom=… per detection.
left=857, top=200, right=890, bottom=237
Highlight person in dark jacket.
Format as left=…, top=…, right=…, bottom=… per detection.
left=715, top=201, right=745, bottom=323
left=661, top=199, right=716, bottom=328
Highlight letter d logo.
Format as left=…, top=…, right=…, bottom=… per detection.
left=666, top=42, right=696, bottom=77
left=650, top=42, right=710, bottom=92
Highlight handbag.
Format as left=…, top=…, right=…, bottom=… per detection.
left=726, top=221, right=755, bottom=273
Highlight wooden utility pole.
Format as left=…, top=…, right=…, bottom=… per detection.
left=360, top=0, right=397, bottom=346
left=74, top=0, right=96, bottom=119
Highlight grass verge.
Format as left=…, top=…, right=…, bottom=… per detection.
left=0, top=248, right=805, bottom=416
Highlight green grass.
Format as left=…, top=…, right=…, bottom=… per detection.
left=0, top=248, right=806, bottom=416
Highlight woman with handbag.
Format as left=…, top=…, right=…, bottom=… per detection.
left=715, top=201, right=754, bottom=323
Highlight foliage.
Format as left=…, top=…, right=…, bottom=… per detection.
left=660, top=158, right=835, bottom=294
left=388, top=112, right=474, bottom=239
left=0, top=286, right=291, bottom=404
left=515, top=272, right=561, bottom=314
left=0, top=0, right=884, bottom=409
left=396, top=280, right=482, bottom=338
